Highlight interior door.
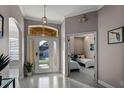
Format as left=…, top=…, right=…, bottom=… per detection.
left=34, top=37, right=59, bottom=73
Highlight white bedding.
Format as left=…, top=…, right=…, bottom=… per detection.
left=69, top=59, right=80, bottom=70
left=77, top=58, right=94, bottom=68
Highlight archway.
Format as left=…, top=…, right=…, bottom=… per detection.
left=8, top=17, right=23, bottom=79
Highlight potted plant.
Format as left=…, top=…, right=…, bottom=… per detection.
left=25, top=62, right=33, bottom=76
left=0, top=53, right=10, bottom=86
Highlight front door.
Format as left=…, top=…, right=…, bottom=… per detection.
left=34, top=37, right=59, bottom=73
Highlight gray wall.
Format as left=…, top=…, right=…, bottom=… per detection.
left=65, top=11, right=98, bottom=34
left=64, top=11, right=98, bottom=77
left=98, top=5, right=124, bottom=87
left=0, top=5, right=24, bottom=78
left=65, top=6, right=124, bottom=87
left=24, top=19, right=61, bottom=71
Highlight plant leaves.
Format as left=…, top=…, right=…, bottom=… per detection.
left=0, top=54, right=10, bottom=71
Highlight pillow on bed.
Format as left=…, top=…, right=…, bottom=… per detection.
left=78, top=55, right=85, bottom=58
left=71, top=54, right=78, bottom=61
left=81, top=55, right=85, bottom=58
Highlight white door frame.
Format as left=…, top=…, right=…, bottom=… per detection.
left=65, top=31, right=98, bottom=81
left=27, top=36, right=60, bottom=74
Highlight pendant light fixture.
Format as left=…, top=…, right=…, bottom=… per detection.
left=42, top=5, right=47, bottom=25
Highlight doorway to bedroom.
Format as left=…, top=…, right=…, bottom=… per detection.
left=67, top=32, right=100, bottom=87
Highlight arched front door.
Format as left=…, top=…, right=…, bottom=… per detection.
left=28, top=25, right=59, bottom=74
left=34, top=36, right=59, bottom=73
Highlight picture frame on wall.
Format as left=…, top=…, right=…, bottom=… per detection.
left=108, top=27, right=124, bottom=44
left=0, top=14, right=4, bottom=38
left=90, top=44, right=94, bottom=51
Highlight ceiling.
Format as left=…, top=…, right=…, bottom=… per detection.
left=19, top=5, right=103, bottom=24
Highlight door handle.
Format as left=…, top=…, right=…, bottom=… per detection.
left=36, top=52, right=38, bottom=56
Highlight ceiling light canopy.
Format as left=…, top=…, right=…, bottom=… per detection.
left=42, top=5, right=47, bottom=25
left=79, top=14, right=88, bottom=23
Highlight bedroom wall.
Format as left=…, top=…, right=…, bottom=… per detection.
left=83, top=34, right=94, bottom=59
left=74, top=37, right=84, bottom=54
left=69, top=36, right=75, bottom=54
left=69, top=34, right=94, bottom=59
left=0, top=5, right=24, bottom=78
left=98, top=5, right=124, bottom=87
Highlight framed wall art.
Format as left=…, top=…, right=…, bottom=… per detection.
left=0, top=14, right=4, bottom=38
left=90, top=44, right=94, bottom=51
left=108, top=27, right=124, bottom=44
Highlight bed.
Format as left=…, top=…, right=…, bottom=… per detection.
left=69, top=59, right=80, bottom=72
left=77, top=58, right=94, bottom=68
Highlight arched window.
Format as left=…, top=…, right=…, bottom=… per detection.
left=9, top=18, right=19, bottom=61
left=28, top=25, right=58, bottom=37
left=9, top=17, right=20, bottom=78
left=39, top=40, right=49, bottom=69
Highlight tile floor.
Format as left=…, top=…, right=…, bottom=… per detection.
left=9, top=62, right=103, bottom=88
left=15, top=73, right=92, bottom=88
left=9, top=61, right=19, bottom=78
left=80, top=66, right=95, bottom=79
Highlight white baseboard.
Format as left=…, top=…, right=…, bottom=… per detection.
left=98, top=80, right=114, bottom=88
